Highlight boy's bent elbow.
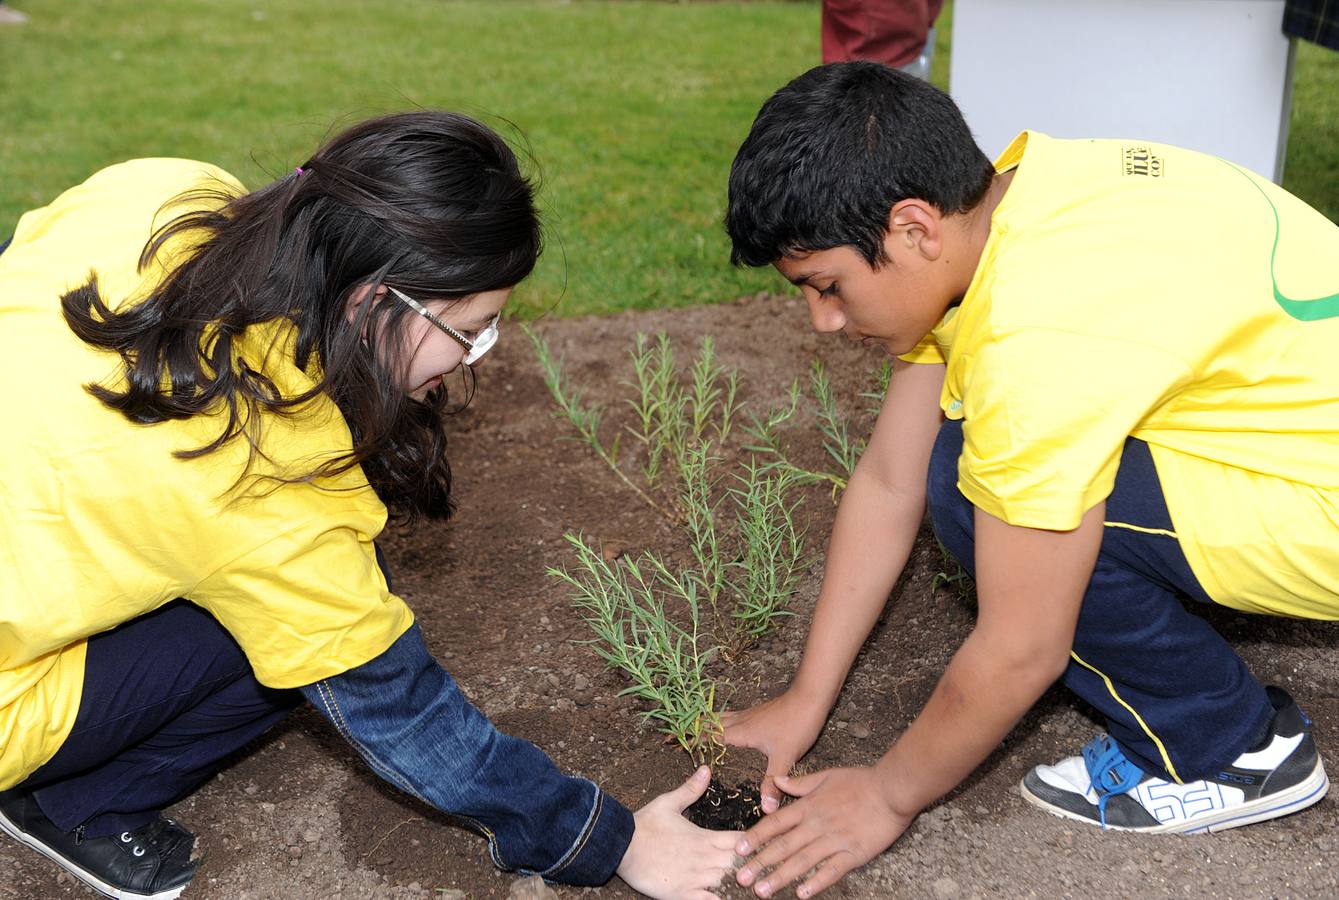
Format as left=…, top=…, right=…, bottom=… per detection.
left=962, top=628, right=1071, bottom=697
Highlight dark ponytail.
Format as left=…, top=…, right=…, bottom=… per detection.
left=61, top=111, right=540, bottom=521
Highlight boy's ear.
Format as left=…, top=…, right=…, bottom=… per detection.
left=345, top=283, right=388, bottom=327
left=886, top=200, right=944, bottom=262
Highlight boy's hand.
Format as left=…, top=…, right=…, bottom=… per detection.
left=733, top=766, right=911, bottom=898
left=616, top=766, right=742, bottom=900
left=720, top=690, right=828, bottom=813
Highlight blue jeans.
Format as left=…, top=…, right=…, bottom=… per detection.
left=926, top=418, right=1273, bottom=783
left=303, top=623, right=633, bottom=885
left=20, top=574, right=632, bottom=885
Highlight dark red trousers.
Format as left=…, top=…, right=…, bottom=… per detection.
left=821, top=0, right=943, bottom=67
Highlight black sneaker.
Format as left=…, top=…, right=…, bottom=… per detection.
left=0, top=789, right=199, bottom=899
left=1020, top=686, right=1329, bottom=833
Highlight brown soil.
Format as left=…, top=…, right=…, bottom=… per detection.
left=5, top=296, right=1339, bottom=900
left=686, top=779, right=764, bottom=832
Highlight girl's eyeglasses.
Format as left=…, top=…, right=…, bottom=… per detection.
left=387, top=286, right=499, bottom=365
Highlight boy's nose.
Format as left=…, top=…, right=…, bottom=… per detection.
left=803, top=291, right=846, bottom=334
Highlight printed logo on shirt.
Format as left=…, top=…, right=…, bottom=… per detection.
left=1122, top=146, right=1164, bottom=178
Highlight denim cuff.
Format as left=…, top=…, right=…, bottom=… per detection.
left=301, top=624, right=634, bottom=885
left=529, top=782, right=634, bottom=886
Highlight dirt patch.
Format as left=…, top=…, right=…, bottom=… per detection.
left=686, top=779, right=765, bottom=832
left=4, top=296, right=1339, bottom=899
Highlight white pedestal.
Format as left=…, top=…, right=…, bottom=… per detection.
left=950, top=0, right=1296, bottom=181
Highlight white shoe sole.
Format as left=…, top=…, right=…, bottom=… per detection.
left=0, top=806, right=187, bottom=900
left=1019, top=756, right=1330, bottom=834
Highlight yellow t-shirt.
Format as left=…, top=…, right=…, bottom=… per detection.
left=904, top=132, right=1339, bottom=619
left=0, top=159, right=415, bottom=788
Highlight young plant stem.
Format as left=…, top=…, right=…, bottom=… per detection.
left=742, top=379, right=850, bottom=494
left=625, top=332, right=666, bottom=486
left=552, top=534, right=723, bottom=764
left=679, top=439, right=725, bottom=612
left=727, top=459, right=807, bottom=645
left=860, top=358, right=894, bottom=417
left=688, top=337, right=723, bottom=445
left=525, top=325, right=674, bottom=521
left=810, top=358, right=862, bottom=481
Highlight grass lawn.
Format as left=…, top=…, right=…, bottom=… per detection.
left=1, top=1, right=1335, bottom=319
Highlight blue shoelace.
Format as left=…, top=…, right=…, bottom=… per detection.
left=1081, top=735, right=1144, bottom=828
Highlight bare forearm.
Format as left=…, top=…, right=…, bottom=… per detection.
left=873, top=631, right=1059, bottom=815
left=874, top=504, right=1105, bottom=817
left=789, top=359, right=945, bottom=710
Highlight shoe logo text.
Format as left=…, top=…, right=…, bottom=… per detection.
left=1136, top=781, right=1227, bottom=822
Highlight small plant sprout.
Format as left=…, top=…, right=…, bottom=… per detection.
left=648, top=334, right=689, bottom=483
left=626, top=333, right=675, bottom=486
left=810, top=358, right=864, bottom=484
left=551, top=534, right=724, bottom=765
left=626, top=333, right=660, bottom=481
left=860, top=358, right=894, bottom=417
left=930, top=535, right=977, bottom=605
left=727, top=459, right=807, bottom=644
left=533, top=329, right=883, bottom=768
left=678, top=439, right=726, bottom=609
left=742, top=378, right=850, bottom=495
left=524, top=323, right=608, bottom=457
left=525, top=325, right=672, bottom=521
left=688, top=337, right=741, bottom=446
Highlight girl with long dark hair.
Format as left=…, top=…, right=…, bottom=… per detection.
left=0, top=111, right=738, bottom=900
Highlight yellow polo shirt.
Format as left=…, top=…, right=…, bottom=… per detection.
left=0, top=159, right=415, bottom=788
left=904, top=133, right=1339, bottom=619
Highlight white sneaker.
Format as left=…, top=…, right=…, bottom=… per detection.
left=1020, top=687, right=1328, bottom=833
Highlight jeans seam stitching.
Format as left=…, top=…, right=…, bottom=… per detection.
left=539, top=780, right=603, bottom=876
left=314, top=681, right=423, bottom=801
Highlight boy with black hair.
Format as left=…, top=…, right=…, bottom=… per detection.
left=720, top=61, right=1339, bottom=899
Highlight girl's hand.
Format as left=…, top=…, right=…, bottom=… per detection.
left=734, top=766, right=912, bottom=899
left=720, top=691, right=828, bottom=813
left=616, top=766, right=742, bottom=900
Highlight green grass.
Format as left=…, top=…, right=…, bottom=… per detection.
left=2, top=1, right=1335, bottom=320
left=1284, top=40, right=1339, bottom=223
left=0, top=0, right=811, bottom=316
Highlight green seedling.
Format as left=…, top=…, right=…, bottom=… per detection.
left=742, top=378, right=850, bottom=495
left=526, top=325, right=672, bottom=521
left=536, top=331, right=882, bottom=766
left=810, top=358, right=863, bottom=483
left=727, top=459, right=807, bottom=644
left=678, top=439, right=726, bottom=608
left=688, top=336, right=740, bottom=447
left=625, top=332, right=686, bottom=487
left=860, top=358, right=894, bottom=417
left=930, top=535, right=977, bottom=605
left=552, top=533, right=724, bottom=765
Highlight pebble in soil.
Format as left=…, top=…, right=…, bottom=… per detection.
left=685, top=778, right=764, bottom=830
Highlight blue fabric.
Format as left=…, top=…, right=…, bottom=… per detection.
left=22, top=601, right=299, bottom=838
left=302, top=623, right=634, bottom=886
left=20, top=542, right=632, bottom=885
left=927, top=418, right=1274, bottom=782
